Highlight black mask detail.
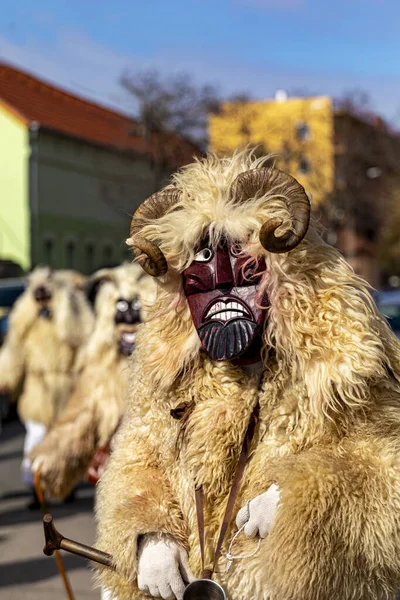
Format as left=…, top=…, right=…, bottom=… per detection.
left=34, top=286, right=52, bottom=302
left=39, top=306, right=52, bottom=319
left=198, top=318, right=258, bottom=361
left=115, top=299, right=141, bottom=356
left=118, top=338, right=135, bottom=356
left=114, top=299, right=141, bottom=326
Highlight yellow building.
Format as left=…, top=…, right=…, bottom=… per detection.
left=209, top=95, right=334, bottom=207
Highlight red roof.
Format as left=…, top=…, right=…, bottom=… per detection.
left=0, top=62, right=198, bottom=165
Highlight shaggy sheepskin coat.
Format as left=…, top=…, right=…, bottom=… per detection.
left=0, top=267, right=93, bottom=426
left=95, top=151, right=400, bottom=600
left=31, top=263, right=156, bottom=499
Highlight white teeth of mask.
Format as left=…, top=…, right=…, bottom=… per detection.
left=211, top=310, right=244, bottom=321
left=122, top=332, right=136, bottom=343
left=205, top=301, right=250, bottom=320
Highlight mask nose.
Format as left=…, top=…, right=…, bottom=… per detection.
left=115, top=306, right=141, bottom=325
left=34, top=286, right=52, bottom=302
left=214, top=250, right=234, bottom=291
left=124, top=308, right=141, bottom=324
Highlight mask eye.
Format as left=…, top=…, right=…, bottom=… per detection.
left=194, top=247, right=213, bottom=262
left=116, top=299, right=129, bottom=312
left=132, top=300, right=141, bottom=311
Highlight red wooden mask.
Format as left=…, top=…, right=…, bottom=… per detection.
left=183, top=238, right=267, bottom=361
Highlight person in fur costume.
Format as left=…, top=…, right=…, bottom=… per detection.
left=95, top=149, right=400, bottom=600
left=30, top=263, right=156, bottom=501
left=0, top=266, right=93, bottom=506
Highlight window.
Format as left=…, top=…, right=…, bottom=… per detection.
left=121, top=245, right=131, bottom=262
left=296, top=122, right=311, bottom=142
left=103, top=244, right=114, bottom=266
left=240, top=123, right=251, bottom=137
left=86, top=243, right=95, bottom=273
left=65, top=240, right=76, bottom=269
left=281, top=142, right=290, bottom=165
left=43, top=237, right=55, bottom=266
left=298, top=157, right=311, bottom=175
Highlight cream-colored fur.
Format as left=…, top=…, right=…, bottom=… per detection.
left=95, top=150, right=400, bottom=600
left=30, top=264, right=156, bottom=499
left=0, top=266, right=93, bottom=426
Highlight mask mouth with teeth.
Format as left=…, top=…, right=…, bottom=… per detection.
left=182, top=240, right=267, bottom=362
left=199, top=296, right=260, bottom=361
left=118, top=329, right=138, bottom=356
left=115, top=298, right=142, bottom=356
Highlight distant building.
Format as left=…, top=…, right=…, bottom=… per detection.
left=209, top=95, right=400, bottom=287
left=210, top=95, right=335, bottom=206
left=0, top=63, right=199, bottom=273
left=332, top=109, right=400, bottom=287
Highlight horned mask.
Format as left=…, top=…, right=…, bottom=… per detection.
left=129, top=165, right=310, bottom=361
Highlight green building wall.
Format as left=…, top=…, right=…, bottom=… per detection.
left=0, top=106, right=30, bottom=270
left=0, top=114, right=172, bottom=275
left=32, top=130, right=161, bottom=274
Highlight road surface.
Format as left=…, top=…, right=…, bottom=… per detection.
left=0, top=419, right=99, bottom=600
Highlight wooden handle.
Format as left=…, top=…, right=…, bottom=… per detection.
left=43, top=514, right=114, bottom=568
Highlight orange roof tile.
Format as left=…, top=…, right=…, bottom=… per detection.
left=0, top=62, right=198, bottom=165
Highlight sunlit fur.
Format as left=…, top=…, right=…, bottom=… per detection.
left=96, top=149, right=400, bottom=600
left=30, top=264, right=156, bottom=499
left=0, top=266, right=93, bottom=426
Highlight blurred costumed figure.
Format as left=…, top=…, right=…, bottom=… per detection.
left=0, top=266, right=93, bottom=507
left=94, top=150, right=400, bottom=600
left=31, top=263, right=155, bottom=500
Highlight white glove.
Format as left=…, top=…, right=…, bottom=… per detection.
left=236, top=483, right=280, bottom=538
left=137, top=533, right=194, bottom=599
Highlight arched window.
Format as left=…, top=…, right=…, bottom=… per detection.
left=103, top=244, right=114, bottom=267
left=121, top=244, right=131, bottom=262
left=43, top=237, right=55, bottom=266
left=296, top=122, right=311, bottom=142
left=65, top=240, right=76, bottom=269
left=85, top=243, right=95, bottom=273
left=281, top=142, right=290, bottom=166
left=299, top=157, right=311, bottom=175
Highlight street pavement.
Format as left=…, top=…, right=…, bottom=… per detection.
left=0, top=419, right=99, bottom=600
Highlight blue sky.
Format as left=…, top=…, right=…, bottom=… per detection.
left=1, top=0, right=399, bottom=124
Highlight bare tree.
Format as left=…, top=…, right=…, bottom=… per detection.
left=334, top=89, right=372, bottom=115
left=120, top=69, right=221, bottom=150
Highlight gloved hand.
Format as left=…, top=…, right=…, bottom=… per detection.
left=137, top=533, right=194, bottom=599
left=236, top=483, right=280, bottom=538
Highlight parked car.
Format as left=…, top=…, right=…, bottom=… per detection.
left=0, top=278, right=25, bottom=422
left=376, top=289, right=400, bottom=338
left=0, top=259, right=24, bottom=280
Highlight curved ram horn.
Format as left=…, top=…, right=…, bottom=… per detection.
left=129, top=189, right=182, bottom=277
left=231, top=167, right=310, bottom=253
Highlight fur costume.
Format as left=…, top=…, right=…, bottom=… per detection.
left=0, top=266, right=93, bottom=426
left=30, top=264, right=156, bottom=499
left=95, top=150, right=400, bottom=600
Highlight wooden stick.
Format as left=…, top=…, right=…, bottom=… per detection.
left=42, top=514, right=114, bottom=568
left=34, top=471, right=76, bottom=600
